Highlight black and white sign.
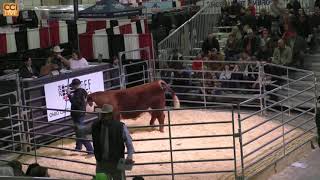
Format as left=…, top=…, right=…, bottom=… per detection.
left=44, top=71, right=104, bottom=122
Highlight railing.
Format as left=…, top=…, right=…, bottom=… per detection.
left=237, top=63, right=317, bottom=178
left=0, top=59, right=317, bottom=179
left=158, top=0, right=221, bottom=59
left=0, top=104, right=238, bottom=179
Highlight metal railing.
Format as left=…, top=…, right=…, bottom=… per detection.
left=0, top=57, right=317, bottom=179
left=0, top=103, right=238, bottom=179
left=237, top=63, right=317, bottom=178
left=158, top=0, right=221, bottom=58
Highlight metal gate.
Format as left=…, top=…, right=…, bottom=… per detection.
left=118, top=47, right=154, bottom=89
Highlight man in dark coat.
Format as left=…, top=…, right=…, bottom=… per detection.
left=202, top=34, right=220, bottom=54
left=67, top=78, right=93, bottom=154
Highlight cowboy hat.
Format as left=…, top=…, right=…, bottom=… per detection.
left=70, top=78, right=81, bottom=87
left=52, top=46, right=64, bottom=53
left=95, top=104, right=113, bottom=114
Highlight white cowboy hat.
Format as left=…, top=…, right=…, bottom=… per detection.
left=52, top=46, right=64, bottom=53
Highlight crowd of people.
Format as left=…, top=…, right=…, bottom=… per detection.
left=19, top=45, right=90, bottom=79
left=0, top=161, right=49, bottom=177
left=164, top=0, right=320, bottom=96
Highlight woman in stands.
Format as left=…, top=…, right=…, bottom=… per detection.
left=66, top=51, right=89, bottom=70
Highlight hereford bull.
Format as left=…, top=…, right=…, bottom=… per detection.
left=86, top=80, right=180, bottom=132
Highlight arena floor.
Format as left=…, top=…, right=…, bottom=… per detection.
left=17, top=109, right=313, bottom=180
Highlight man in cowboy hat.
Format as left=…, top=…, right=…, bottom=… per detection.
left=92, top=104, right=134, bottom=180
left=67, top=78, right=94, bottom=154
left=46, top=45, right=69, bottom=71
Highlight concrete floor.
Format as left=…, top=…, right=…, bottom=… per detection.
left=269, top=149, right=320, bottom=180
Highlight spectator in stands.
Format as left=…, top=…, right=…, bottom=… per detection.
left=242, top=28, right=260, bottom=56
left=257, top=9, right=272, bottom=31
left=206, top=48, right=224, bottom=72
left=270, top=0, right=285, bottom=19
left=7, top=160, right=24, bottom=176
left=287, top=0, right=301, bottom=15
left=92, top=104, right=134, bottom=180
left=256, top=41, right=273, bottom=63
left=67, top=79, right=94, bottom=154
left=219, top=64, right=233, bottom=90
left=270, top=0, right=285, bottom=36
left=315, top=0, right=320, bottom=9
left=224, top=34, right=241, bottom=61
left=110, top=56, right=121, bottom=88
left=229, top=0, right=243, bottom=18
left=63, top=51, right=89, bottom=70
left=259, top=28, right=271, bottom=48
left=295, top=11, right=311, bottom=39
left=248, top=0, right=256, bottom=16
left=26, top=163, right=49, bottom=177
left=292, top=35, right=308, bottom=67
left=240, top=9, right=257, bottom=31
left=310, top=7, right=320, bottom=32
left=202, top=34, right=220, bottom=54
left=230, top=26, right=243, bottom=42
left=19, top=56, right=38, bottom=79
left=272, top=39, right=292, bottom=66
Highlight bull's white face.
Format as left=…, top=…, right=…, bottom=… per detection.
left=86, top=101, right=97, bottom=112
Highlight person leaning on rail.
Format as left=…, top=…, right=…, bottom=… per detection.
left=92, top=104, right=134, bottom=180
left=67, top=78, right=94, bottom=155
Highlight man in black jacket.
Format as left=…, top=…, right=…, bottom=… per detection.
left=68, top=78, right=93, bottom=154
left=92, top=104, right=134, bottom=180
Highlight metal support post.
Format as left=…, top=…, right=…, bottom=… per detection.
left=167, top=110, right=175, bottom=180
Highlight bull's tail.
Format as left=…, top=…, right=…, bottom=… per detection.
left=159, top=80, right=180, bottom=108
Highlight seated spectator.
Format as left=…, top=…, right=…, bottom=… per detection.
left=240, top=9, right=257, bottom=31
left=202, top=34, right=220, bottom=54
left=259, top=28, right=271, bottom=48
left=286, top=0, right=301, bottom=15
left=229, top=0, right=243, bottom=18
left=256, top=41, right=273, bottom=62
left=110, top=56, right=121, bottom=88
left=219, top=64, right=233, bottom=90
left=66, top=51, right=89, bottom=70
left=224, top=34, right=241, bottom=61
left=26, top=163, right=49, bottom=177
left=248, top=1, right=256, bottom=16
left=19, top=56, right=38, bottom=79
left=292, top=35, right=308, bottom=67
left=272, top=39, right=292, bottom=66
left=7, top=160, right=24, bottom=176
left=242, top=29, right=260, bottom=57
left=230, top=26, right=243, bottom=41
left=296, top=12, right=311, bottom=39
left=257, top=9, right=272, bottom=31
left=206, top=48, right=224, bottom=72
left=316, top=0, right=320, bottom=9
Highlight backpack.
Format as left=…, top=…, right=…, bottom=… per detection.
left=92, top=119, right=125, bottom=163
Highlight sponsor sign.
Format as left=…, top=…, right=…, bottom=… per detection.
left=44, top=71, right=104, bottom=122
left=143, top=1, right=173, bottom=12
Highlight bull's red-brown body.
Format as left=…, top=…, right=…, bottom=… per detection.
left=87, top=80, right=180, bottom=132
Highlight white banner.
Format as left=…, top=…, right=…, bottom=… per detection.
left=44, top=71, right=104, bottom=122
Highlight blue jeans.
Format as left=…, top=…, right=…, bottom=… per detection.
left=73, top=116, right=94, bottom=153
